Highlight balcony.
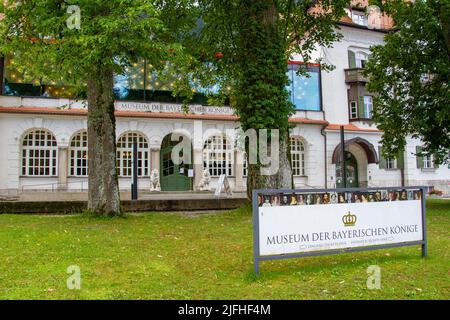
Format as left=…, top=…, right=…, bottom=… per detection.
left=344, top=68, right=369, bottom=83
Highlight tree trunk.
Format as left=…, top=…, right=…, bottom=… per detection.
left=87, top=67, right=121, bottom=216
left=277, top=130, right=293, bottom=189
left=238, top=0, right=294, bottom=198
left=246, top=130, right=293, bottom=199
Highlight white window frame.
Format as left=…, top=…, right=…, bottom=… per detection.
left=356, top=51, right=368, bottom=68
left=291, top=137, right=306, bottom=176
left=69, top=131, right=88, bottom=177
left=243, top=152, right=248, bottom=177
left=364, top=95, right=373, bottom=118
left=116, top=132, right=150, bottom=177
left=203, top=135, right=233, bottom=177
left=386, top=157, right=397, bottom=169
left=350, top=101, right=358, bottom=119
left=21, top=129, right=58, bottom=177
left=423, top=154, right=434, bottom=169
left=352, top=11, right=368, bottom=27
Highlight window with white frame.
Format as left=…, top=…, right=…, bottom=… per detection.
left=423, top=154, right=434, bottom=169
left=203, top=135, right=233, bottom=177
left=21, top=129, right=58, bottom=176
left=116, top=132, right=149, bottom=177
left=291, top=137, right=305, bottom=176
left=386, top=157, right=397, bottom=169
left=243, top=152, right=248, bottom=177
left=352, top=11, right=368, bottom=27
left=364, top=95, right=373, bottom=118
left=356, top=52, right=368, bottom=68
left=350, top=101, right=358, bottom=119
left=69, top=131, right=88, bottom=176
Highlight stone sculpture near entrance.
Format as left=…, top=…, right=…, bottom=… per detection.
left=150, top=169, right=161, bottom=192
left=197, top=169, right=211, bottom=191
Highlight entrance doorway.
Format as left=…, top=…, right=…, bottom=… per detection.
left=336, top=151, right=359, bottom=188
left=160, top=134, right=193, bottom=191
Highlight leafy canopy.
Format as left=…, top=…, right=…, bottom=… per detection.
left=0, top=0, right=197, bottom=94
left=366, top=0, right=450, bottom=163
left=185, top=0, right=348, bottom=132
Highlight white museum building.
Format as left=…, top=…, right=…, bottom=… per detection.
left=0, top=7, right=449, bottom=197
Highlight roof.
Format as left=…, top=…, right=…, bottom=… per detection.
left=326, top=123, right=381, bottom=133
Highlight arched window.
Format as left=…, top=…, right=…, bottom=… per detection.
left=116, top=132, right=149, bottom=177
left=21, top=129, right=58, bottom=176
left=203, top=135, right=233, bottom=177
left=69, top=131, right=88, bottom=176
left=291, top=137, right=305, bottom=176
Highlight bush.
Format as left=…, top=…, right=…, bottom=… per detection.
left=429, top=189, right=444, bottom=197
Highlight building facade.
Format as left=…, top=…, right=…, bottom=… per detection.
left=0, top=4, right=449, bottom=197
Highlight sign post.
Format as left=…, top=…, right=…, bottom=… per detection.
left=340, top=126, right=347, bottom=188
left=131, top=140, right=138, bottom=201
left=252, top=187, right=427, bottom=275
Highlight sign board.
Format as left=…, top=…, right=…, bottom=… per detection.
left=215, top=174, right=233, bottom=197
left=252, top=187, right=427, bottom=274
left=115, top=101, right=234, bottom=116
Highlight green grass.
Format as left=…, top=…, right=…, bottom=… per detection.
left=0, top=200, right=449, bottom=300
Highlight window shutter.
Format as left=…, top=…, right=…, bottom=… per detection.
left=416, top=146, right=424, bottom=169
left=348, top=50, right=356, bottom=68
left=358, top=96, right=365, bottom=118
left=378, top=146, right=386, bottom=169
left=397, top=150, right=405, bottom=169
left=433, top=155, right=439, bottom=168
left=372, top=97, right=376, bottom=117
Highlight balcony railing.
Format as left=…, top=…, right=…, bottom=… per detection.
left=344, top=68, right=369, bottom=83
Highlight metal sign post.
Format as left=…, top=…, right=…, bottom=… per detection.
left=340, top=126, right=347, bottom=188
left=131, top=140, right=138, bottom=201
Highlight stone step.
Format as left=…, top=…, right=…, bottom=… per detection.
left=0, top=196, right=20, bottom=202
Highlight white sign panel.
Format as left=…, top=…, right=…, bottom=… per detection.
left=256, top=189, right=425, bottom=257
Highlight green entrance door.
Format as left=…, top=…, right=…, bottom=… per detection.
left=160, top=134, right=193, bottom=191
left=336, top=152, right=359, bottom=188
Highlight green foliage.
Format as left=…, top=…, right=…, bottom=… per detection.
left=233, top=1, right=293, bottom=132
left=365, top=0, right=450, bottom=163
left=0, top=0, right=197, bottom=97
left=186, top=0, right=348, bottom=159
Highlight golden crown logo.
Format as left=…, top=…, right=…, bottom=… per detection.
left=342, top=211, right=357, bottom=227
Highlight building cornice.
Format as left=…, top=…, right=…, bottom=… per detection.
left=0, top=106, right=330, bottom=126
left=337, top=21, right=396, bottom=34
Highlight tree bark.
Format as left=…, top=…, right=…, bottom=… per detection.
left=240, top=0, right=294, bottom=198
left=87, top=67, right=121, bottom=216
left=277, top=130, right=293, bottom=189
left=246, top=130, right=293, bottom=199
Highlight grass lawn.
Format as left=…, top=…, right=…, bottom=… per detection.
left=0, top=199, right=448, bottom=300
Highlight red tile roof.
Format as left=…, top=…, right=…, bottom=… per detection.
left=326, top=123, right=381, bottom=133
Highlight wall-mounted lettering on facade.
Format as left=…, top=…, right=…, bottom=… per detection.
left=115, top=102, right=234, bottom=116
